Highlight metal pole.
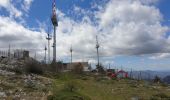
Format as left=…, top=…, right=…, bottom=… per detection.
left=48, top=39, right=50, bottom=63
left=51, top=0, right=58, bottom=63
left=96, top=35, right=100, bottom=67
left=53, top=26, right=56, bottom=62
left=70, top=48, right=72, bottom=64
left=45, top=46, right=47, bottom=64
left=34, top=52, right=36, bottom=60
left=8, top=44, right=11, bottom=60
left=46, top=32, right=51, bottom=63
left=97, top=47, right=99, bottom=66
left=71, top=51, right=72, bottom=64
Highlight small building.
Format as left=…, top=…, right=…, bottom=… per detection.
left=63, top=62, right=90, bottom=72
left=14, top=50, right=29, bottom=59
left=0, top=51, right=8, bottom=58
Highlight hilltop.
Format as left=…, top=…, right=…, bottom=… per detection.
left=0, top=57, right=170, bottom=100
left=1, top=66, right=170, bottom=100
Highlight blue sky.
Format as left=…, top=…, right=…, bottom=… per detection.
left=0, top=0, right=170, bottom=71
left=21, top=0, right=170, bottom=29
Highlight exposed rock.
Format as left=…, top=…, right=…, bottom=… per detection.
left=0, top=92, right=7, bottom=97
left=0, top=70, right=15, bottom=76
left=131, top=97, right=139, bottom=100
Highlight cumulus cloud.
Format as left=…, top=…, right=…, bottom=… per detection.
left=0, top=0, right=9, bottom=8
left=0, top=0, right=23, bottom=18
left=51, top=0, right=170, bottom=62
left=23, top=0, right=34, bottom=12
left=0, top=16, right=46, bottom=60
left=150, top=53, right=170, bottom=60
left=95, top=0, right=169, bottom=57
left=0, top=0, right=34, bottom=18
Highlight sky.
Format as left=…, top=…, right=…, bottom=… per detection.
left=0, top=0, right=170, bottom=71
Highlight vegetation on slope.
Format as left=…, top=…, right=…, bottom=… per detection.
left=46, top=72, right=170, bottom=100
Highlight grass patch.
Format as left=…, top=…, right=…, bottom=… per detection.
left=48, top=90, right=91, bottom=100
left=46, top=72, right=170, bottom=100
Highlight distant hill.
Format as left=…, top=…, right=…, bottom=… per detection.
left=129, top=70, right=170, bottom=80
left=163, top=76, right=170, bottom=84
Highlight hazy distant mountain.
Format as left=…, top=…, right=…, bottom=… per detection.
left=129, top=70, right=170, bottom=80
left=163, top=76, right=170, bottom=84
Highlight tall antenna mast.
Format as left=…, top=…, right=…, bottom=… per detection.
left=130, top=68, right=133, bottom=79
left=70, top=45, right=73, bottom=64
left=46, top=27, right=52, bottom=63
left=44, top=46, right=47, bottom=64
left=34, top=52, right=37, bottom=60
left=51, top=0, right=58, bottom=62
left=96, top=35, right=100, bottom=67
left=8, top=44, right=11, bottom=60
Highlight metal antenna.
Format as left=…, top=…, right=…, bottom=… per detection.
left=8, top=44, right=11, bottom=60
left=140, top=71, right=142, bottom=80
left=130, top=68, right=133, bottom=79
left=46, top=27, right=52, bottom=63
left=148, top=73, right=151, bottom=81
left=70, top=45, right=73, bottom=64
left=34, top=52, right=37, bottom=60
left=96, top=35, right=100, bottom=67
left=51, top=0, right=58, bottom=62
left=138, top=71, right=142, bottom=80
left=44, top=45, right=47, bottom=64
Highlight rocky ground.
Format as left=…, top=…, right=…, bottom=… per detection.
left=0, top=70, right=52, bottom=100
left=1, top=58, right=170, bottom=100
left=0, top=58, right=52, bottom=100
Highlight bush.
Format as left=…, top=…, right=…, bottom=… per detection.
left=48, top=80, right=91, bottom=100
left=96, top=65, right=105, bottom=74
left=47, top=91, right=91, bottom=100
left=64, top=81, right=78, bottom=92
left=25, top=59, right=43, bottom=74
left=153, top=75, right=161, bottom=83
left=50, top=61, right=63, bottom=73
left=47, top=90, right=91, bottom=100
left=12, top=67, right=22, bottom=74
left=72, top=63, right=83, bottom=74
left=150, top=93, right=170, bottom=99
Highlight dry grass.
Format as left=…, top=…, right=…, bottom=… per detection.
left=51, top=73, right=170, bottom=100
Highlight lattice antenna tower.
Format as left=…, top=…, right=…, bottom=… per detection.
left=51, top=0, right=58, bottom=62
left=96, top=35, right=100, bottom=67
left=44, top=45, right=47, bottom=64
left=46, top=27, right=52, bottom=63
left=70, top=45, right=73, bottom=64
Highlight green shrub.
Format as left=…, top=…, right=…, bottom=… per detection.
left=25, top=59, right=43, bottom=74
left=47, top=90, right=91, bottom=100
left=72, top=63, right=83, bottom=74
left=50, top=61, right=63, bottom=73
left=64, top=81, right=78, bottom=92
left=150, top=93, right=170, bottom=99
left=12, top=67, right=22, bottom=74
left=153, top=75, right=161, bottom=83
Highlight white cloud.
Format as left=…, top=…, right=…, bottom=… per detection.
left=150, top=53, right=170, bottom=59
left=48, top=0, right=168, bottom=62
left=97, top=0, right=162, bottom=28
left=0, top=0, right=9, bottom=8
left=39, top=0, right=170, bottom=61
left=95, top=0, right=169, bottom=56
left=0, top=0, right=23, bottom=18
left=0, top=0, right=34, bottom=19
left=138, top=0, right=159, bottom=5
left=23, top=0, right=34, bottom=12
left=0, top=16, right=46, bottom=60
